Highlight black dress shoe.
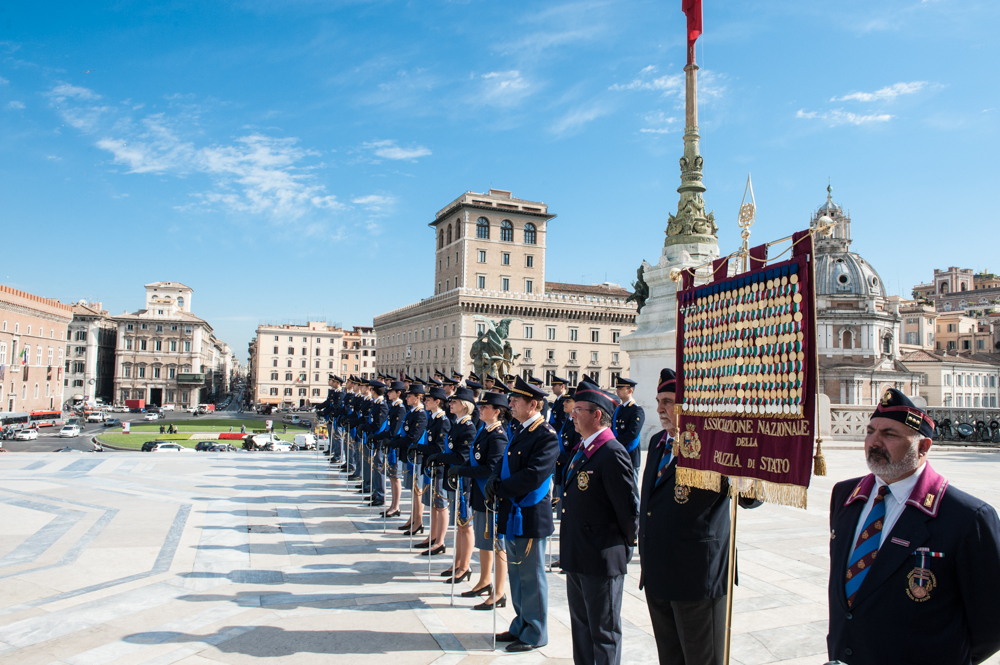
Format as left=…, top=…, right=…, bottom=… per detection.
left=495, top=631, right=517, bottom=642
left=505, top=640, right=536, bottom=653
left=461, top=584, right=491, bottom=598
left=397, top=522, right=413, bottom=531
left=476, top=594, right=507, bottom=610
left=402, top=525, right=424, bottom=536
left=381, top=509, right=400, bottom=518
left=367, top=500, right=384, bottom=507
left=347, top=474, right=361, bottom=481
left=439, top=568, right=453, bottom=578
left=414, top=540, right=431, bottom=549
left=443, top=569, right=471, bottom=584
left=420, top=545, right=446, bottom=556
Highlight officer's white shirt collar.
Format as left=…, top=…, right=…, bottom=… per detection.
left=521, top=412, right=542, bottom=429
left=581, top=426, right=609, bottom=449
left=851, top=461, right=927, bottom=554
left=623, top=399, right=634, bottom=407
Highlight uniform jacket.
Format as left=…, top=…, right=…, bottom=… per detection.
left=364, top=397, right=389, bottom=439
left=454, top=422, right=507, bottom=512
left=413, top=410, right=451, bottom=457
left=554, top=415, right=581, bottom=488
left=549, top=394, right=567, bottom=433
left=827, top=465, right=1000, bottom=665
left=612, top=399, right=645, bottom=469
left=438, top=415, right=476, bottom=467
left=638, top=429, right=732, bottom=601
left=373, top=398, right=406, bottom=444
left=560, top=428, right=638, bottom=577
left=388, top=406, right=427, bottom=451
left=492, top=417, right=559, bottom=539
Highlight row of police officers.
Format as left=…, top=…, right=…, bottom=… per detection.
left=314, top=368, right=1000, bottom=665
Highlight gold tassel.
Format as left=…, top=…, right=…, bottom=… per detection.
left=813, top=439, right=827, bottom=477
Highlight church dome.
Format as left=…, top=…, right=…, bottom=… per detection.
left=811, top=184, right=887, bottom=298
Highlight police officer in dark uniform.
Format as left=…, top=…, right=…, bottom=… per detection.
left=390, top=384, right=428, bottom=535
left=560, top=383, right=638, bottom=665
left=485, top=376, right=559, bottom=653
left=373, top=380, right=407, bottom=517
left=548, top=375, right=569, bottom=432
left=411, top=386, right=451, bottom=555
left=363, top=380, right=389, bottom=506
left=611, top=376, right=645, bottom=476
left=639, top=368, right=757, bottom=665
left=827, top=388, right=1000, bottom=665
left=551, top=386, right=579, bottom=569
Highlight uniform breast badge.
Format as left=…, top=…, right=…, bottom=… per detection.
left=674, top=484, right=691, bottom=504
left=577, top=472, right=590, bottom=491
left=474, top=451, right=481, bottom=460
left=678, top=423, right=702, bottom=459
left=906, top=547, right=944, bottom=602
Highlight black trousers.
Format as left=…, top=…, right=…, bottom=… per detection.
left=566, top=572, right=625, bottom=665
left=644, top=591, right=725, bottom=665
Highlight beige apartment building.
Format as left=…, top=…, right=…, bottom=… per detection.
left=341, top=326, right=377, bottom=380
left=901, top=350, right=1000, bottom=408
left=894, top=297, right=937, bottom=354
left=374, top=189, right=637, bottom=388
left=250, top=321, right=346, bottom=408
left=63, top=301, right=118, bottom=406
left=113, top=282, right=233, bottom=408
left=0, top=285, right=73, bottom=413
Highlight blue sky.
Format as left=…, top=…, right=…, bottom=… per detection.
left=2, top=0, right=998, bottom=361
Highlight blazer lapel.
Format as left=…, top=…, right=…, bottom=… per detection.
left=852, top=506, right=932, bottom=608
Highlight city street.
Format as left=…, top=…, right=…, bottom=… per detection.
left=2, top=446, right=999, bottom=665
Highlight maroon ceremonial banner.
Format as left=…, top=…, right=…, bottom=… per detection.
left=674, top=231, right=816, bottom=508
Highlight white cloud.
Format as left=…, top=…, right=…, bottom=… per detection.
left=551, top=102, right=612, bottom=135
left=640, top=110, right=679, bottom=134
left=831, top=81, right=928, bottom=103
left=364, top=139, right=431, bottom=161
left=46, top=83, right=100, bottom=103
left=6, top=100, right=24, bottom=109
left=796, top=109, right=893, bottom=126
left=610, top=67, right=726, bottom=103
left=477, top=70, right=533, bottom=107
left=352, top=194, right=395, bottom=211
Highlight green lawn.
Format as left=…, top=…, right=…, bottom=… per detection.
left=97, top=419, right=310, bottom=450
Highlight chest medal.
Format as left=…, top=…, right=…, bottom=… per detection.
left=577, top=472, right=590, bottom=491
left=674, top=484, right=691, bottom=504
left=906, top=548, right=943, bottom=602
left=474, top=451, right=481, bottom=460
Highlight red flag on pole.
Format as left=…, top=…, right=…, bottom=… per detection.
left=683, top=0, right=702, bottom=64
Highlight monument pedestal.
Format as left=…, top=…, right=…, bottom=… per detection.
left=621, top=241, right=719, bottom=442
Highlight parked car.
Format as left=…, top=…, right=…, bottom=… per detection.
left=143, top=412, right=160, bottom=421
left=86, top=412, right=106, bottom=423
left=161, top=404, right=176, bottom=411
left=14, top=429, right=39, bottom=441
left=264, top=441, right=292, bottom=452
left=194, top=441, right=217, bottom=451
left=141, top=440, right=173, bottom=452
left=103, top=418, right=122, bottom=427
left=209, top=443, right=236, bottom=452
left=58, top=424, right=81, bottom=438
left=129, top=408, right=144, bottom=414
left=148, top=442, right=187, bottom=452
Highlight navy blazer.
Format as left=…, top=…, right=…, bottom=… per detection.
left=372, top=399, right=405, bottom=444
left=638, top=429, right=732, bottom=601
left=554, top=416, right=581, bottom=488
left=413, top=410, right=451, bottom=457
left=364, top=398, right=389, bottom=439
left=454, top=422, right=507, bottom=512
left=492, top=417, right=559, bottom=539
left=560, top=431, right=638, bottom=577
left=387, top=407, right=427, bottom=451
left=438, top=415, right=476, bottom=467
left=827, top=466, right=1000, bottom=665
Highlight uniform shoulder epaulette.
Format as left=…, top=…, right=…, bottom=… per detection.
left=528, top=419, right=544, bottom=432
left=459, top=415, right=471, bottom=424
left=486, top=422, right=502, bottom=432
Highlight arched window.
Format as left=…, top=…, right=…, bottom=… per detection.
left=500, top=220, right=513, bottom=242
left=961, top=283, right=967, bottom=291
left=447, top=224, right=452, bottom=245
left=882, top=334, right=893, bottom=354
left=455, top=219, right=461, bottom=238
left=438, top=230, right=444, bottom=249
left=177, top=297, right=184, bottom=309
left=477, top=217, right=490, bottom=239
left=841, top=329, right=854, bottom=349
left=524, top=222, right=537, bottom=245
left=939, top=282, right=949, bottom=294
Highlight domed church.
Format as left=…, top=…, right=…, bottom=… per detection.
left=812, top=186, right=921, bottom=405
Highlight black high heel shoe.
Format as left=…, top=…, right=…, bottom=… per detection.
left=380, top=509, right=400, bottom=518
left=444, top=569, right=472, bottom=584
left=397, top=522, right=413, bottom=531
left=461, top=584, right=492, bottom=598
left=440, top=569, right=454, bottom=578
left=420, top=544, right=446, bottom=556
left=474, top=594, right=507, bottom=610
left=402, top=526, right=425, bottom=536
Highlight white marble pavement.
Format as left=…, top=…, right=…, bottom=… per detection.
left=0, top=447, right=999, bottom=665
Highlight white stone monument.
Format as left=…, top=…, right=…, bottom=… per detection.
left=620, top=56, right=720, bottom=441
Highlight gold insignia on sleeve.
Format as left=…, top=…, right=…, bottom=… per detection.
left=924, top=493, right=935, bottom=508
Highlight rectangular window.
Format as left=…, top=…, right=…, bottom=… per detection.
left=184, top=341, right=191, bottom=352
left=958, top=375, right=963, bottom=387
left=526, top=255, right=533, bottom=268
left=569, top=328, right=578, bottom=342
left=568, top=370, right=578, bottom=385
left=502, top=253, right=510, bottom=266
left=156, top=325, right=163, bottom=333
left=139, top=339, right=147, bottom=351
left=978, top=339, right=985, bottom=349
left=137, top=366, right=146, bottom=378
left=126, top=323, right=134, bottom=331
left=502, top=278, right=510, bottom=291
left=524, top=326, right=533, bottom=339
left=477, top=323, right=486, bottom=335
left=588, top=371, right=600, bottom=384
left=524, top=348, right=532, bottom=359
left=168, top=368, right=176, bottom=379
left=525, top=280, right=533, bottom=294
left=612, top=331, right=620, bottom=344
left=478, top=275, right=486, bottom=289
left=591, top=351, right=599, bottom=363
left=612, top=352, right=620, bottom=364
left=945, top=374, right=952, bottom=386
left=591, top=329, right=600, bottom=343
left=478, top=250, right=486, bottom=263
left=125, top=338, right=133, bottom=350
left=185, top=326, right=192, bottom=334
left=569, top=350, right=577, bottom=361
left=153, top=367, right=161, bottom=378
left=170, top=340, right=177, bottom=352
left=122, top=365, right=131, bottom=378
left=546, top=349, right=555, bottom=361
left=611, top=371, right=621, bottom=386
left=155, top=340, right=162, bottom=351
left=547, top=327, right=556, bottom=341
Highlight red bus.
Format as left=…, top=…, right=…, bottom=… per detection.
left=29, top=410, right=64, bottom=427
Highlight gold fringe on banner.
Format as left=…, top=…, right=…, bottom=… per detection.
left=676, top=467, right=809, bottom=509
